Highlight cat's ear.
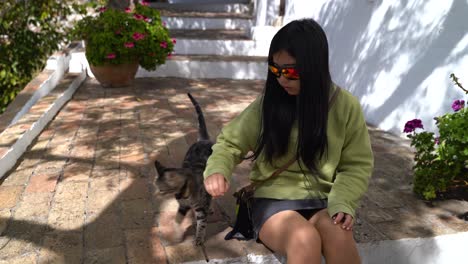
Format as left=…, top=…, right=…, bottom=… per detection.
left=154, top=160, right=166, bottom=176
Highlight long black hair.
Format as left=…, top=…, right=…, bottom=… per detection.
left=251, top=19, right=332, bottom=175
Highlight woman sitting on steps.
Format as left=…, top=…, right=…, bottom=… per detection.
left=203, top=18, right=374, bottom=264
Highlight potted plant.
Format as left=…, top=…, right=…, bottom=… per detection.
left=72, top=1, right=175, bottom=87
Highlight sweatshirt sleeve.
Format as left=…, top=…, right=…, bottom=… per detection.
left=327, top=99, right=374, bottom=219
left=203, top=98, right=261, bottom=182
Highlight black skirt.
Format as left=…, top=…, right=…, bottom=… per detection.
left=251, top=198, right=328, bottom=241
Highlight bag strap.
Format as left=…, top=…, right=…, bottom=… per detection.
left=248, top=158, right=294, bottom=189
left=249, top=85, right=341, bottom=188
left=270, top=157, right=296, bottom=178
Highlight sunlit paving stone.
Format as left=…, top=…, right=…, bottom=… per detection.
left=0, top=209, right=11, bottom=234
left=0, top=236, right=41, bottom=260
left=38, top=232, right=83, bottom=264
left=0, top=254, right=37, bottom=264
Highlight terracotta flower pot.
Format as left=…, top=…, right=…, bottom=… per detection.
left=89, top=62, right=139, bottom=88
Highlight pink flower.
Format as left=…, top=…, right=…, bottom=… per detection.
left=434, top=137, right=440, bottom=145
left=160, top=41, right=167, bottom=48
left=98, top=7, right=107, bottom=12
left=132, top=32, right=145, bottom=41
left=125, top=7, right=132, bottom=13
left=167, top=52, right=172, bottom=58
left=403, top=119, right=424, bottom=133
left=144, top=17, right=152, bottom=23
left=162, top=21, right=167, bottom=27
left=115, top=29, right=122, bottom=35
left=451, top=99, right=465, bottom=112
left=124, top=42, right=134, bottom=48
left=172, top=38, right=176, bottom=44
left=140, top=1, right=149, bottom=6
left=106, top=53, right=116, bottom=59
left=134, top=14, right=144, bottom=20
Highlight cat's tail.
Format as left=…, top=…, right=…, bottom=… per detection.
left=187, top=93, right=210, bottom=141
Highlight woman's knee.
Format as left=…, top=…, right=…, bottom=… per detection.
left=312, top=210, right=356, bottom=246
left=286, top=224, right=321, bottom=252
left=314, top=215, right=360, bottom=262
left=320, top=221, right=356, bottom=249
left=259, top=211, right=321, bottom=254
left=329, top=226, right=355, bottom=247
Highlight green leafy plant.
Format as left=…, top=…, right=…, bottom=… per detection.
left=0, top=0, right=87, bottom=114
left=404, top=74, right=468, bottom=200
left=72, top=2, right=174, bottom=71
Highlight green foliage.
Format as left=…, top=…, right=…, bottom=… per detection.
left=405, top=74, right=468, bottom=200
left=0, top=0, right=87, bottom=114
left=72, top=3, right=174, bottom=71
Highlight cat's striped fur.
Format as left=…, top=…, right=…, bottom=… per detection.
left=154, top=93, right=213, bottom=246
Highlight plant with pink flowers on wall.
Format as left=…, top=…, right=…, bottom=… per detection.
left=404, top=74, right=467, bottom=200
left=72, top=1, right=175, bottom=71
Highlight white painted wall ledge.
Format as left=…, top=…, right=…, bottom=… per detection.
left=183, top=231, right=468, bottom=264
left=0, top=71, right=86, bottom=180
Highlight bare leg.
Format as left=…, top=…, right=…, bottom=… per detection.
left=259, top=210, right=322, bottom=264
left=309, top=209, right=361, bottom=264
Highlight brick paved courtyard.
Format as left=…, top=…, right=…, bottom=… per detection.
left=0, top=77, right=467, bottom=263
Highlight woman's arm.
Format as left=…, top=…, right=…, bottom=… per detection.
left=203, top=98, right=262, bottom=191
left=327, top=99, right=374, bottom=221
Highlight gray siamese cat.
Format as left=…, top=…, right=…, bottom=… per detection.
left=154, top=93, right=213, bottom=247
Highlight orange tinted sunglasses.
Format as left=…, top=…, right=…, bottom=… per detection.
left=268, top=63, right=300, bottom=80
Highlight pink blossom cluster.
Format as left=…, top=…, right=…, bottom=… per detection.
left=134, top=13, right=152, bottom=23
left=132, top=32, right=145, bottom=41
left=106, top=53, right=116, bottom=59
left=403, top=119, right=424, bottom=133
left=451, top=99, right=465, bottom=112
left=134, top=14, right=145, bottom=20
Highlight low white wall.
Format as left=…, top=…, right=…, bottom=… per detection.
left=283, top=0, right=468, bottom=135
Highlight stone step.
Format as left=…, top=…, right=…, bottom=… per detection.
left=162, top=15, right=252, bottom=30
left=155, top=1, right=253, bottom=30
left=166, top=54, right=266, bottom=61
left=173, top=37, right=270, bottom=56
left=136, top=54, right=267, bottom=79
left=151, top=1, right=252, bottom=14
left=159, top=9, right=252, bottom=19
left=159, top=8, right=253, bottom=30
left=169, top=29, right=271, bottom=56
left=170, top=28, right=249, bottom=40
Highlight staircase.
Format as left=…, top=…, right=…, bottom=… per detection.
left=135, top=0, right=270, bottom=79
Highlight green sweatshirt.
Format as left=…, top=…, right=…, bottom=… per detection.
left=203, top=87, right=374, bottom=218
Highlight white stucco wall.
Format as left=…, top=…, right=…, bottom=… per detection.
left=283, top=0, right=468, bottom=135
left=254, top=0, right=281, bottom=26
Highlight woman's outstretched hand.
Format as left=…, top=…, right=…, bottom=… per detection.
left=204, top=173, right=230, bottom=198
left=332, top=212, right=354, bottom=231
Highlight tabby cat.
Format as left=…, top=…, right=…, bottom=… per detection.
left=154, top=93, right=213, bottom=246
